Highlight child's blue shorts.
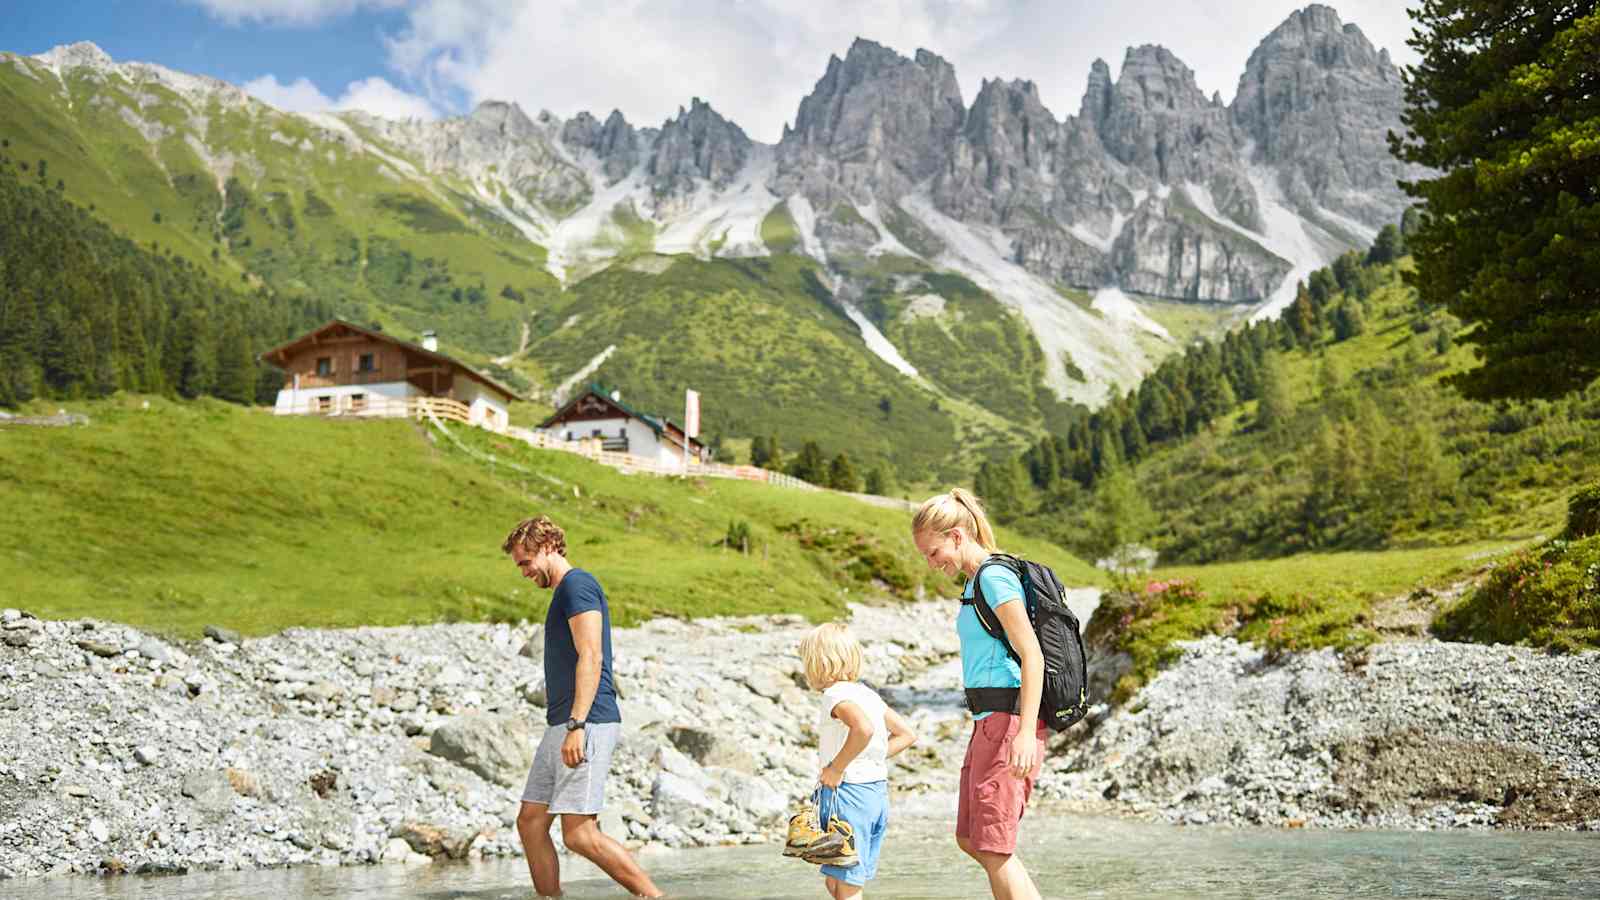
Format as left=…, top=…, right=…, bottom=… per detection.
left=818, top=781, right=889, bottom=886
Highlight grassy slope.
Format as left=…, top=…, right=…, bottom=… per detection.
left=0, top=395, right=1099, bottom=637
left=0, top=61, right=1073, bottom=481
left=1125, top=261, right=1599, bottom=563
left=1074, top=259, right=1600, bottom=693
left=523, top=255, right=972, bottom=482
left=0, top=59, right=560, bottom=368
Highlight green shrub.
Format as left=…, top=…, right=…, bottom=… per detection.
left=725, top=520, right=752, bottom=553
left=1434, top=535, right=1600, bottom=652
left=1566, top=481, right=1600, bottom=539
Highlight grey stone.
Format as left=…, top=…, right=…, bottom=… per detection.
left=427, top=713, right=536, bottom=787
left=710, top=769, right=788, bottom=825
left=136, top=638, right=173, bottom=664
left=666, top=725, right=757, bottom=773
left=180, top=771, right=235, bottom=816
left=741, top=668, right=790, bottom=701
left=650, top=771, right=719, bottom=827
left=203, top=625, right=241, bottom=645
left=76, top=639, right=122, bottom=658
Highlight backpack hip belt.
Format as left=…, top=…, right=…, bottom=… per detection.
left=963, top=687, right=1021, bottom=715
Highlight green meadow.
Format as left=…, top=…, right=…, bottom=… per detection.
left=0, top=394, right=1101, bottom=637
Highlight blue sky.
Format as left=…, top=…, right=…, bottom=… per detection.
left=10, top=1, right=429, bottom=107
left=5, top=1, right=1424, bottom=142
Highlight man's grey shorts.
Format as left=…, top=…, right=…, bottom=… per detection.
left=520, top=722, right=622, bottom=814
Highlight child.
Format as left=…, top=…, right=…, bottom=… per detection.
left=797, top=623, right=919, bottom=899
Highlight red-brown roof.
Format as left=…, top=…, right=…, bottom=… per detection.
left=259, top=319, right=520, bottom=401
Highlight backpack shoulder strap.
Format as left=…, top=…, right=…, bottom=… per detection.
left=965, top=555, right=1022, bottom=664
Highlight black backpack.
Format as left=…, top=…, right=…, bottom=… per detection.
left=965, top=553, right=1091, bottom=732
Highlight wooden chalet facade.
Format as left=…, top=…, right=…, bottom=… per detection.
left=540, top=385, right=706, bottom=466
left=260, top=320, right=518, bottom=432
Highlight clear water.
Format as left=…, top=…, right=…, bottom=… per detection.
left=11, top=812, right=1599, bottom=899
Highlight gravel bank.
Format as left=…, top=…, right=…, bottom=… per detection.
left=4, top=596, right=1597, bottom=882
left=1042, top=636, right=1600, bottom=831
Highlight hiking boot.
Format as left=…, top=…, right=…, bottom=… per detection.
left=802, top=819, right=859, bottom=868
left=783, top=809, right=834, bottom=858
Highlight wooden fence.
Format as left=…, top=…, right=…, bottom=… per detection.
left=285, top=399, right=834, bottom=495
left=276, top=395, right=478, bottom=428
left=504, top=426, right=824, bottom=490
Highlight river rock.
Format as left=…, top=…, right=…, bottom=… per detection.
left=427, top=713, right=536, bottom=787
left=710, top=769, right=788, bottom=824
left=395, top=821, right=481, bottom=859
left=667, top=725, right=757, bottom=773
left=180, top=771, right=235, bottom=816
left=650, top=771, right=720, bottom=828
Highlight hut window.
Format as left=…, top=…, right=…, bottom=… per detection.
left=350, top=393, right=367, bottom=411
left=316, top=395, right=333, bottom=412
left=316, top=357, right=332, bottom=376
left=358, top=353, right=376, bottom=373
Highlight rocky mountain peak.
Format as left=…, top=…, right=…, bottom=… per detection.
left=1113, top=45, right=1211, bottom=113
left=1093, top=43, right=1245, bottom=197
left=34, top=41, right=114, bottom=72
left=468, top=100, right=537, bottom=136
left=775, top=37, right=965, bottom=206
left=561, top=109, right=639, bottom=184
left=1232, top=3, right=1416, bottom=231
left=648, top=97, right=751, bottom=197
left=1078, top=58, right=1114, bottom=129
left=1250, top=3, right=1388, bottom=72
left=962, top=77, right=1058, bottom=170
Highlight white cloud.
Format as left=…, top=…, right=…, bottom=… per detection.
left=242, top=74, right=335, bottom=111
left=243, top=73, right=438, bottom=119
left=185, top=0, right=406, bottom=26
left=378, top=0, right=1424, bottom=143
left=335, top=77, right=439, bottom=119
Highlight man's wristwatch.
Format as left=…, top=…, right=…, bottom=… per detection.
left=565, top=717, right=586, bottom=732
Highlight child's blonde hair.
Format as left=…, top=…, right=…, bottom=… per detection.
left=798, top=622, right=863, bottom=690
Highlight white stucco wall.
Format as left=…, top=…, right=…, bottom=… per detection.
left=455, top=380, right=511, bottom=433
left=274, top=380, right=416, bottom=415
left=545, top=416, right=671, bottom=458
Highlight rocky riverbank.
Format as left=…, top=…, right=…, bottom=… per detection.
left=0, top=600, right=982, bottom=881
left=1041, top=636, right=1600, bottom=831
left=3, top=597, right=1598, bottom=882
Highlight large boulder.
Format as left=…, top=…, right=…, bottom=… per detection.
left=427, top=713, right=536, bottom=787
left=180, top=771, right=235, bottom=817
left=709, top=768, right=788, bottom=825
left=666, top=725, right=757, bottom=773
left=650, top=771, right=721, bottom=829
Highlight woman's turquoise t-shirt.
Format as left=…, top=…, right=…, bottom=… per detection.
left=958, top=565, right=1024, bottom=718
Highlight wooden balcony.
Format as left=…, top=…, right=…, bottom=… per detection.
left=276, top=395, right=480, bottom=428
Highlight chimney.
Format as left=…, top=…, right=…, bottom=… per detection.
left=421, top=330, right=438, bottom=352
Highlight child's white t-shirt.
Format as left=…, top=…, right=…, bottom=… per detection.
left=817, top=681, right=890, bottom=784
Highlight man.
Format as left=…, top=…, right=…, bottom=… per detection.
left=503, top=515, right=662, bottom=899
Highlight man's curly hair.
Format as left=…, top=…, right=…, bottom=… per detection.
left=502, top=515, right=566, bottom=557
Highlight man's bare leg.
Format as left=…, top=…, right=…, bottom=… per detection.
left=560, top=813, right=663, bottom=898
left=517, top=801, right=562, bottom=897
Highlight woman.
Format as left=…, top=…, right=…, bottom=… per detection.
left=911, top=489, right=1045, bottom=900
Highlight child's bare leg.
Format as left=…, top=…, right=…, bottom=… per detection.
left=835, top=882, right=862, bottom=899
left=824, top=875, right=840, bottom=899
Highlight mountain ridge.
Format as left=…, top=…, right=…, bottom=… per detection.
left=0, top=4, right=1419, bottom=441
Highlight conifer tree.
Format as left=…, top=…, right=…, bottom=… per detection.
left=1391, top=1, right=1599, bottom=399
left=826, top=452, right=861, bottom=492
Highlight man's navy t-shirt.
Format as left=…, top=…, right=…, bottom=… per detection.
left=543, top=568, right=621, bottom=726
